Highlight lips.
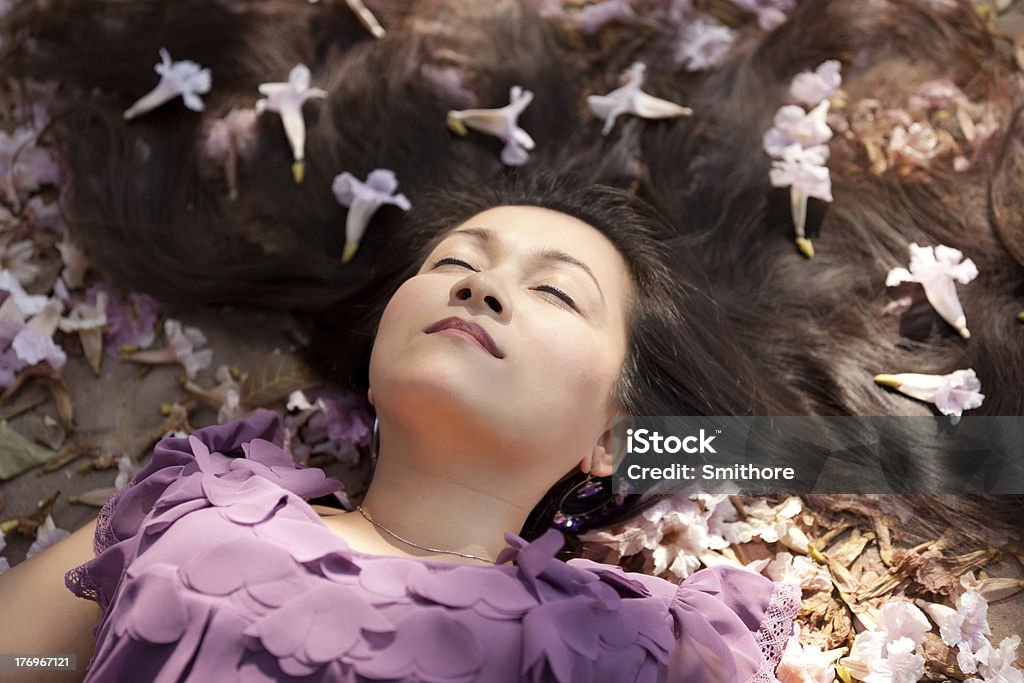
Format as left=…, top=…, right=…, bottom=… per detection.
left=424, top=317, right=505, bottom=358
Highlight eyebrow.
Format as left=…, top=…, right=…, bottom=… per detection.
left=447, top=227, right=606, bottom=303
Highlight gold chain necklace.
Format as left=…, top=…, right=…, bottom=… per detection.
left=355, top=505, right=498, bottom=565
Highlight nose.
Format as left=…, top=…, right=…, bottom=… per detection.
left=449, top=270, right=512, bottom=319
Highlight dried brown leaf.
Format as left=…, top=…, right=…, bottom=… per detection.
left=873, top=515, right=894, bottom=566
left=69, top=487, right=118, bottom=507
left=0, top=420, right=56, bottom=480
left=827, top=529, right=875, bottom=568
left=0, top=396, right=46, bottom=421
left=239, top=353, right=318, bottom=407
left=0, top=364, right=59, bottom=403
left=40, top=436, right=100, bottom=473
left=13, top=490, right=60, bottom=538
left=79, top=328, right=104, bottom=376
left=45, top=377, right=75, bottom=429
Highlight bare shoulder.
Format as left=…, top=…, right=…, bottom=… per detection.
left=0, top=518, right=103, bottom=683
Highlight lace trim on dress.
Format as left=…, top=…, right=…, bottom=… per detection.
left=93, top=485, right=130, bottom=555
left=750, top=581, right=802, bottom=683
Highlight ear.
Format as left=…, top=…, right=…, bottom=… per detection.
left=580, top=413, right=629, bottom=478
left=367, top=386, right=375, bottom=406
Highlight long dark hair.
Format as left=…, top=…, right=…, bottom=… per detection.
left=4, top=0, right=1022, bottom=542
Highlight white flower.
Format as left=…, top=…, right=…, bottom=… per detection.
left=0, top=236, right=40, bottom=285
left=124, top=318, right=213, bottom=379
left=966, top=636, right=1023, bottom=683
left=123, top=48, right=212, bottom=120
left=730, top=0, right=795, bottom=30
left=219, top=387, right=243, bottom=425
left=317, top=0, right=385, bottom=38
left=587, top=62, right=692, bottom=135
left=769, top=144, right=832, bottom=257
left=863, top=637, right=925, bottom=683
left=56, top=238, right=92, bottom=289
left=769, top=144, right=833, bottom=200
left=674, top=17, right=736, bottom=71
left=776, top=623, right=845, bottom=683
left=331, top=169, right=411, bottom=263
left=256, top=64, right=328, bottom=183
left=888, top=122, right=941, bottom=167
left=876, top=599, right=932, bottom=648
left=0, top=268, right=48, bottom=317
left=446, top=86, right=536, bottom=166
left=701, top=494, right=757, bottom=546
left=885, top=243, right=978, bottom=339
left=182, top=364, right=244, bottom=423
left=575, top=0, right=635, bottom=34
left=873, top=369, right=985, bottom=419
left=763, top=551, right=832, bottom=591
left=938, top=590, right=993, bottom=671
left=287, top=389, right=316, bottom=412
left=789, top=60, right=842, bottom=107
left=58, top=291, right=108, bottom=333
left=842, top=599, right=930, bottom=682
left=114, top=454, right=138, bottom=491
left=763, top=101, right=833, bottom=157
left=26, top=515, right=71, bottom=559
left=15, top=299, right=66, bottom=368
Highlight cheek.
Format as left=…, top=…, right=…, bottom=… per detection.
left=527, top=325, right=623, bottom=407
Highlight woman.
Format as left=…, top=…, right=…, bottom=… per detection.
left=0, top=0, right=1021, bottom=679
left=0, top=182, right=801, bottom=682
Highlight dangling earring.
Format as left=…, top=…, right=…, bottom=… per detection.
left=370, top=417, right=380, bottom=461
left=552, top=474, right=607, bottom=532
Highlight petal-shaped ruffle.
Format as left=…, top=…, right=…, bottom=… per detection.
left=243, top=583, right=392, bottom=669
left=66, top=412, right=795, bottom=683
left=347, top=608, right=484, bottom=682
left=183, top=536, right=303, bottom=597
left=407, top=564, right=540, bottom=618
left=667, top=564, right=787, bottom=683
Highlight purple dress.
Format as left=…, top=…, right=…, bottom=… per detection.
left=65, top=410, right=800, bottom=682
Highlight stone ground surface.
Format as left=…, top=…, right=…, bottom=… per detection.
left=0, top=306, right=368, bottom=564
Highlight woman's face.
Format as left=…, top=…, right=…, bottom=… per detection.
left=368, top=205, right=633, bottom=479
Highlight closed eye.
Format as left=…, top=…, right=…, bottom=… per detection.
left=432, top=257, right=477, bottom=270
left=534, top=285, right=579, bottom=312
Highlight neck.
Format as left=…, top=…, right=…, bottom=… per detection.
left=358, top=423, right=546, bottom=563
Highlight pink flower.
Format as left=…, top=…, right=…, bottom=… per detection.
left=201, top=108, right=259, bottom=201
left=0, top=126, right=61, bottom=206
left=86, top=282, right=160, bottom=359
